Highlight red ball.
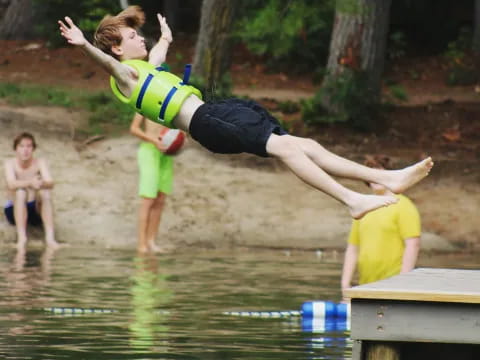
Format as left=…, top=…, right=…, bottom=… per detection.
left=159, top=128, right=185, bottom=155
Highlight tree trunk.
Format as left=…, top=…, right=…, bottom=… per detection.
left=473, top=0, right=480, bottom=53
left=119, top=0, right=129, bottom=10
left=0, top=0, right=34, bottom=40
left=192, top=0, right=238, bottom=93
left=323, top=0, right=392, bottom=110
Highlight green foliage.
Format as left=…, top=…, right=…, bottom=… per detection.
left=446, top=65, right=479, bottom=86
left=336, top=0, right=362, bottom=14
left=235, top=0, right=334, bottom=73
left=190, top=73, right=233, bottom=102
left=387, top=84, right=408, bottom=102
left=277, top=100, right=300, bottom=114
left=83, top=91, right=134, bottom=129
left=387, top=31, right=407, bottom=60
left=301, top=69, right=381, bottom=131
left=33, top=0, right=120, bottom=46
left=444, top=27, right=478, bottom=86
left=0, top=82, right=133, bottom=135
left=408, top=70, right=420, bottom=80
left=0, top=82, right=73, bottom=107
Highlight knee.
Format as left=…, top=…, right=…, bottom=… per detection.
left=305, top=137, right=321, bottom=149
left=141, top=197, right=155, bottom=209
left=299, top=137, right=324, bottom=153
left=154, top=193, right=166, bottom=208
left=39, top=189, right=52, bottom=202
left=15, top=189, right=27, bottom=203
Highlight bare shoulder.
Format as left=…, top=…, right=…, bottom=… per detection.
left=37, top=158, right=50, bottom=168
left=3, top=158, right=14, bottom=169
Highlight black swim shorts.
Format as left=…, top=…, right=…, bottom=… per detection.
left=189, top=98, right=288, bottom=157
left=4, top=200, right=43, bottom=227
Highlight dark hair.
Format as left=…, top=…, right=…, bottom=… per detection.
left=363, top=154, right=392, bottom=170
left=363, top=155, right=392, bottom=186
left=13, top=132, right=36, bottom=150
left=93, top=6, right=146, bottom=59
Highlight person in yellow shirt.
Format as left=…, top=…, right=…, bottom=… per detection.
left=341, top=156, right=421, bottom=298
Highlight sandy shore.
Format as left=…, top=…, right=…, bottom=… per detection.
left=0, top=104, right=475, bottom=252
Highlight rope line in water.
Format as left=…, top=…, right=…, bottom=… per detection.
left=223, top=301, right=350, bottom=319
left=43, top=307, right=170, bottom=315
left=43, top=301, right=349, bottom=320
left=221, top=310, right=302, bottom=318
left=43, top=307, right=118, bottom=315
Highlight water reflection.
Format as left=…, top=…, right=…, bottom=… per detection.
left=2, top=246, right=57, bottom=341
left=0, top=247, right=476, bottom=360
left=129, top=253, right=173, bottom=353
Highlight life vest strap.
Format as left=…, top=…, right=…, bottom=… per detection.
left=181, top=64, right=192, bottom=85
left=136, top=73, right=154, bottom=110
left=159, top=86, right=178, bottom=121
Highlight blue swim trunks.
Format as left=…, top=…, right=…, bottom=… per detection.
left=4, top=200, right=43, bottom=227
left=189, top=98, right=288, bottom=158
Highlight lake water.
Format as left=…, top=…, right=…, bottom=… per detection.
left=0, top=246, right=478, bottom=360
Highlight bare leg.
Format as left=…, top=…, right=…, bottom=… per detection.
left=14, top=246, right=26, bottom=271
left=146, top=192, right=170, bottom=253
left=291, top=135, right=433, bottom=193
left=38, top=189, right=59, bottom=249
left=138, top=197, right=155, bottom=253
left=14, top=189, right=28, bottom=251
left=266, top=135, right=397, bottom=219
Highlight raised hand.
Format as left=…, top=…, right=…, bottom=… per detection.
left=157, top=14, right=172, bottom=43
left=58, top=16, right=86, bottom=46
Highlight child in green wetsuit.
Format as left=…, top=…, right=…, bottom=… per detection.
left=58, top=6, right=434, bottom=220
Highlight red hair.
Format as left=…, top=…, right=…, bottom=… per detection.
left=93, top=6, right=145, bottom=59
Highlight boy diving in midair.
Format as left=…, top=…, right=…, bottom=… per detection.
left=58, top=6, right=433, bottom=219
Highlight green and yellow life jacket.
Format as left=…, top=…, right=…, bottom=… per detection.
left=110, top=60, right=202, bottom=128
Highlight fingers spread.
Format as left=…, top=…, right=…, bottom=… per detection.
left=65, top=16, right=74, bottom=26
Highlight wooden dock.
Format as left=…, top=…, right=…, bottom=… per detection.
left=344, top=268, right=480, bottom=360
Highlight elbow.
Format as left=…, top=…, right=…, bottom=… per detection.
left=129, top=124, right=138, bottom=136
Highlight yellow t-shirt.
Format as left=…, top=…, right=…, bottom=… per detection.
left=348, top=194, right=420, bottom=284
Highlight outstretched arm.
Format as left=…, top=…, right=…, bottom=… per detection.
left=148, top=14, right=173, bottom=66
left=58, top=16, right=135, bottom=95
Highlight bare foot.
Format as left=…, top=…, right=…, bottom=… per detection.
left=149, top=242, right=173, bottom=254
left=14, top=246, right=26, bottom=271
left=348, top=193, right=398, bottom=219
left=16, top=237, right=27, bottom=252
left=46, top=240, right=61, bottom=250
left=137, top=245, right=149, bottom=254
left=383, top=157, right=434, bottom=193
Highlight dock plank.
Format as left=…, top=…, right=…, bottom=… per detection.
left=345, top=268, right=480, bottom=303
